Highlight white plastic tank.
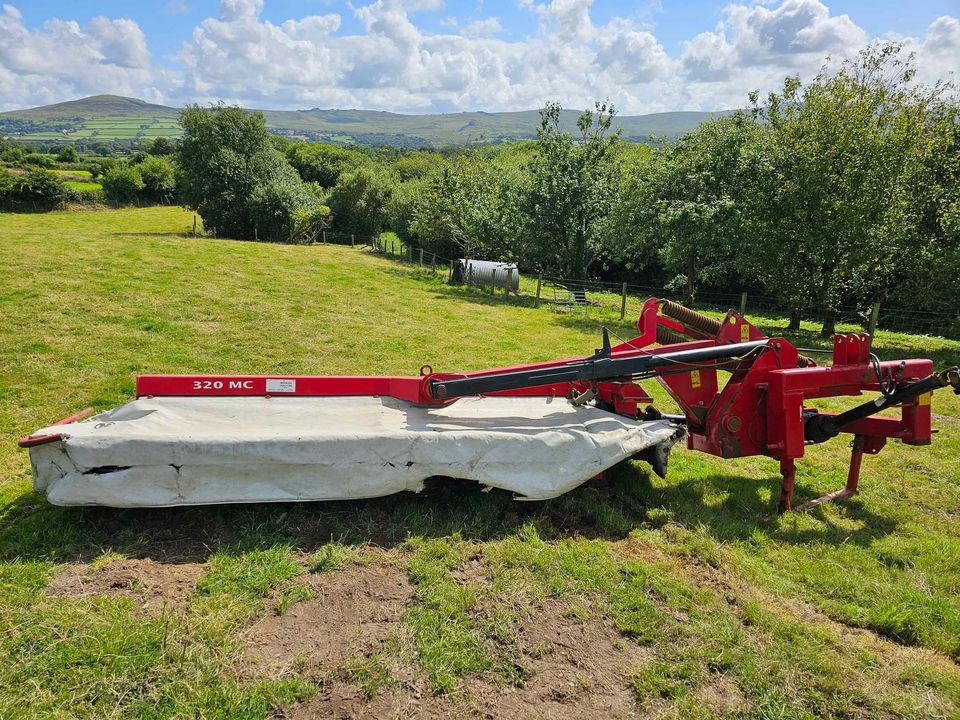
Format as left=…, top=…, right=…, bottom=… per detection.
left=453, top=259, right=520, bottom=292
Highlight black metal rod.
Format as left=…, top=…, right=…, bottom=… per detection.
left=804, top=369, right=957, bottom=443
left=429, top=340, right=768, bottom=400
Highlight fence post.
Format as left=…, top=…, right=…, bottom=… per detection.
left=431, top=254, right=436, bottom=273
left=534, top=272, right=543, bottom=308
left=322, top=231, right=326, bottom=244
left=619, top=282, right=628, bottom=320
left=490, top=269, right=496, bottom=295
left=468, top=264, right=474, bottom=287
left=448, top=259, right=454, bottom=282
left=351, top=234, right=354, bottom=247
left=419, top=248, right=424, bottom=266
left=192, top=215, right=197, bottom=236
left=868, top=301, right=881, bottom=337
left=740, top=292, right=748, bottom=316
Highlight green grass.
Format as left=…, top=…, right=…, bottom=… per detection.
left=0, top=207, right=958, bottom=718
left=64, top=180, right=102, bottom=191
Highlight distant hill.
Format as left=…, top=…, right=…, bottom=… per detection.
left=0, top=95, right=736, bottom=148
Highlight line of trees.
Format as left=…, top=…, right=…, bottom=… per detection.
left=8, top=42, right=942, bottom=334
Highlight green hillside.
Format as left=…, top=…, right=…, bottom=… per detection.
left=0, top=95, right=734, bottom=148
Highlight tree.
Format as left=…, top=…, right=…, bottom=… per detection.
left=523, top=101, right=621, bottom=282
left=286, top=143, right=366, bottom=187
left=177, top=105, right=315, bottom=241
left=326, top=167, right=394, bottom=237
left=101, top=165, right=145, bottom=205
left=56, top=146, right=79, bottom=163
left=746, top=44, right=940, bottom=335
left=409, top=154, right=526, bottom=261
left=145, top=137, right=175, bottom=156
left=622, top=113, right=759, bottom=303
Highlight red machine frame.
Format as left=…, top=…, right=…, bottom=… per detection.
left=125, top=298, right=950, bottom=512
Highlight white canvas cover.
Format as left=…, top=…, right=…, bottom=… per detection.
left=26, top=395, right=683, bottom=507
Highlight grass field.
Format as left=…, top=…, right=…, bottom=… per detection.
left=1, top=207, right=959, bottom=719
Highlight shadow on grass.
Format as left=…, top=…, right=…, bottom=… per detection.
left=0, top=458, right=897, bottom=566
left=111, top=231, right=203, bottom=238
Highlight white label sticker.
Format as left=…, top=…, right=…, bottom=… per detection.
left=266, top=378, right=297, bottom=393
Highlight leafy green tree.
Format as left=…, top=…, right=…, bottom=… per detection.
left=326, top=167, right=394, bottom=237
left=55, top=146, right=79, bottom=163
left=145, top=137, right=175, bottom=156
left=286, top=143, right=366, bottom=187
left=621, top=113, right=759, bottom=303
left=880, top=91, right=960, bottom=325
left=523, top=101, right=621, bottom=282
left=177, top=105, right=314, bottom=241
left=409, top=154, right=526, bottom=262
left=392, top=152, right=442, bottom=182
left=385, top=176, right=428, bottom=243
left=746, top=44, right=941, bottom=335
left=101, top=164, right=145, bottom=205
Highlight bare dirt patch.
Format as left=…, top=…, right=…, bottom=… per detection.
left=279, top=594, right=653, bottom=720
left=244, top=563, right=414, bottom=677
left=46, top=557, right=204, bottom=614
left=457, top=598, right=652, bottom=719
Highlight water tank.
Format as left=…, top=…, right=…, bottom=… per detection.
left=453, top=259, right=520, bottom=292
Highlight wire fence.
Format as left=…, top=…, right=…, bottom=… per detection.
left=358, top=234, right=960, bottom=340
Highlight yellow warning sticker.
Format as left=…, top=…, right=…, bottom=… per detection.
left=918, top=392, right=931, bottom=406
left=691, top=369, right=701, bottom=389
left=740, top=323, right=750, bottom=342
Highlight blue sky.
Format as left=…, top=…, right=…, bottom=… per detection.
left=1, top=1, right=957, bottom=113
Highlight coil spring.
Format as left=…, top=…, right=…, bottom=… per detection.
left=660, top=300, right=722, bottom=337
left=656, top=325, right=687, bottom=345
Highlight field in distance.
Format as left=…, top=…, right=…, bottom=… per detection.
left=0, top=94, right=735, bottom=148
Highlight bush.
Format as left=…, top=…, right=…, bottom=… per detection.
left=56, top=146, right=79, bottom=163
left=23, top=153, right=53, bottom=168
left=286, top=143, right=366, bottom=187
left=144, top=137, right=175, bottom=156
left=292, top=205, right=331, bottom=243
left=1, top=169, right=67, bottom=209
left=101, top=165, right=145, bottom=205
left=385, top=178, right=426, bottom=242
left=138, top=155, right=175, bottom=202
left=84, top=158, right=119, bottom=180
left=65, top=186, right=105, bottom=206
left=249, top=174, right=320, bottom=243
left=326, top=168, right=394, bottom=237
left=1, top=147, right=25, bottom=164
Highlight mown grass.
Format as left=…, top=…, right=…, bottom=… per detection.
left=1, top=207, right=959, bottom=718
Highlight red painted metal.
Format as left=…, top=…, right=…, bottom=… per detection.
left=30, top=297, right=947, bottom=513
left=18, top=407, right=95, bottom=448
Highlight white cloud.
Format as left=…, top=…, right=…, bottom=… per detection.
left=462, top=17, right=501, bottom=37
left=0, top=4, right=153, bottom=110
left=0, top=0, right=957, bottom=115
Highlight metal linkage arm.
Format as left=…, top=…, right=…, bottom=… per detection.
left=804, top=366, right=960, bottom=443
left=427, top=339, right=769, bottom=401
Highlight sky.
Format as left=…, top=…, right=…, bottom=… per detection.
left=0, top=0, right=957, bottom=114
